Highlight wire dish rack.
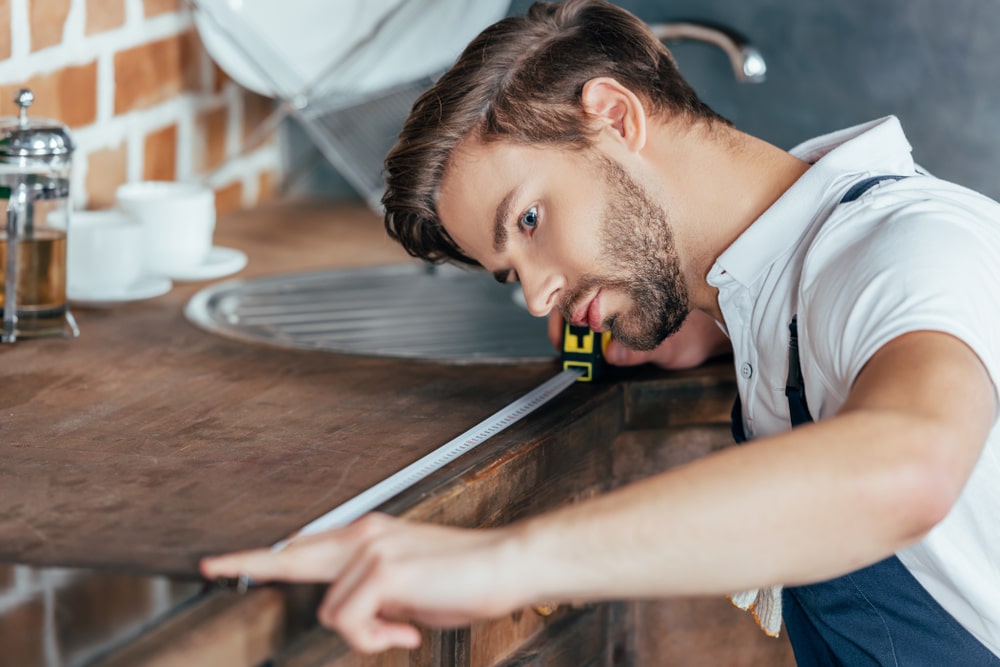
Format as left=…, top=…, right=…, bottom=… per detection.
left=291, top=77, right=436, bottom=211
left=190, top=0, right=510, bottom=210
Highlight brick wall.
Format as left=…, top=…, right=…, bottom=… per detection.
left=0, top=0, right=281, bottom=217
left=0, top=563, right=202, bottom=667
left=0, top=1, right=277, bottom=664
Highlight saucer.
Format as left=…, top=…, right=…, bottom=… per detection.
left=167, top=247, right=248, bottom=282
left=69, top=275, right=173, bottom=308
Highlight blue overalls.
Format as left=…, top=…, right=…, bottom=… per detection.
left=730, top=175, right=1000, bottom=665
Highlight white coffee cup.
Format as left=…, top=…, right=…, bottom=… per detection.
left=63, top=210, right=143, bottom=296
left=115, top=181, right=215, bottom=276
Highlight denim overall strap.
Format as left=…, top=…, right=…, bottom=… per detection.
left=730, top=174, right=907, bottom=443
left=730, top=317, right=811, bottom=443
left=782, top=557, right=1000, bottom=666
left=728, top=174, right=999, bottom=664
left=785, top=316, right=812, bottom=427
left=839, top=174, right=907, bottom=204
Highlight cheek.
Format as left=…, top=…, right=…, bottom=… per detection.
left=554, top=229, right=601, bottom=273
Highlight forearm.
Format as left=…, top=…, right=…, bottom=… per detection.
left=509, top=411, right=952, bottom=604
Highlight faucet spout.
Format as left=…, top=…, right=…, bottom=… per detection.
left=649, top=22, right=767, bottom=83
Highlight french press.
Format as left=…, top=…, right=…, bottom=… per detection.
left=0, top=88, right=78, bottom=342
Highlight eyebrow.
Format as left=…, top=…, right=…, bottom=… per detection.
left=490, top=187, right=519, bottom=284
left=493, top=188, right=516, bottom=253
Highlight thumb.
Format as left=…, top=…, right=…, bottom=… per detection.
left=604, top=340, right=658, bottom=367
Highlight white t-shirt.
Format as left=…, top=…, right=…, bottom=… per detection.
left=708, top=116, right=1000, bottom=654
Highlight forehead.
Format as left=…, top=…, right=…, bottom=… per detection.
left=436, top=138, right=581, bottom=261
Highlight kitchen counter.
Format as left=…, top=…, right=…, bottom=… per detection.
left=0, top=199, right=740, bottom=666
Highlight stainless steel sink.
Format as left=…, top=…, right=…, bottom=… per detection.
left=185, top=264, right=554, bottom=364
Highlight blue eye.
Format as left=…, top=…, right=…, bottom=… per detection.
left=520, top=206, right=539, bottom=230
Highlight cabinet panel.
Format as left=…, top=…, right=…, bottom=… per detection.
left=468, top=608, right=551, bottom=667
left=493, top=606, right=613, bottom=667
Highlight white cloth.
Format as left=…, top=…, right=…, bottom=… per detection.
left=710, top=116, right=1000, bottom=652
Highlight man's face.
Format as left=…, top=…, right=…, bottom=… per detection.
left=437, top=139, right=689, bottom=351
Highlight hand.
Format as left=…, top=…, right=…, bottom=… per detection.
left=200, top=514, right=525, bottom=654
left=548, top=309, right=731, bottom=370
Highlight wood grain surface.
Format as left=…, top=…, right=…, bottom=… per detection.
left=0, top=200, right=619, bottom=575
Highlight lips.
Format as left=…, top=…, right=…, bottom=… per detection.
left=570, top=291, right=603, bottom=331
left=586, top=292, right=602, bottom=331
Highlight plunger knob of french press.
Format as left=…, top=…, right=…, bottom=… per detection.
left=15, top=89, right=34, bottom=126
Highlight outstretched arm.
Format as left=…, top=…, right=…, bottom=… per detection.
left=202, top=330, right=995, bottom=654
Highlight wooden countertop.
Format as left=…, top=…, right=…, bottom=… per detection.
left=0, top=199, right=641, bottom=576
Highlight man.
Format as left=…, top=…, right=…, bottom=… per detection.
left=202, top=1, right=1000, bottom=662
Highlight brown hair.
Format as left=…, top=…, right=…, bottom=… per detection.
left=382, top=0, right=727, bottom=266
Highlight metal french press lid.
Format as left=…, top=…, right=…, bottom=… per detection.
left=0, top=89, right=75, bottom=159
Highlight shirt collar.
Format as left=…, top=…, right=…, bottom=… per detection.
left=708, top=116, right=916, bottom=289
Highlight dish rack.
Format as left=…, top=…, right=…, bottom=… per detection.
left=188, top=0, right=509, bottom=211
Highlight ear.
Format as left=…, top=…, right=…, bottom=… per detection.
left=580, top=77, right=647, bottom=153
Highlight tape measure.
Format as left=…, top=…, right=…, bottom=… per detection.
left=562, top=323, right=612, bottom=382
left=270, top=364, right=588, bottom=551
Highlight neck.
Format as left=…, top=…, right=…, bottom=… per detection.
left=643, top=119, right=810, bottom=321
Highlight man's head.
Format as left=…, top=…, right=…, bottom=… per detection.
left=382, top=0, right=726, bottom=266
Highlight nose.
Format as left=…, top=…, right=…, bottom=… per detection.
left=521, top=270, right=564, bottom=318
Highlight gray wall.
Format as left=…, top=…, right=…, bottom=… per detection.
left=512, top=0, right=1000, bottom=199
left=290, top=0, right=1000, bottom=202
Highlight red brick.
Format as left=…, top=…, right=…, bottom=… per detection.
left=29, top=0, right=71, bottom=52
left=214, top=181, right=242, bottom=218
left=185, top=29, right=210, bottom=94
left=0, top=0, right=12, bottom=60
left=143, top=124, right=177, bottom=181
left=196, top=105, right=227, bottom=173
left=114, top=31, right=200, bottom=114
left=242, top=89, right=275, bottom=143
left=86, top=0, right=126, bottom=36
left=211, top=62, right=230, bottom=94
left=0, top=594, right=47, bottom=667
left=0, top=61, right=98, bottom=128
left=143, top=0, right=180, bottom=17
left=84, top=143, right=127, bottom=209
left=54, top=573, right=156, bottom=665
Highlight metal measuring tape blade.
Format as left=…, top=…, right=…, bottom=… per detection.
left=223, top=366, right=587, bottom=592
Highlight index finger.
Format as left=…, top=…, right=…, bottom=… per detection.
left=200, top=533, right=349, bottom=583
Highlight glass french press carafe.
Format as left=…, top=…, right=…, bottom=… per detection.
left=0, top=88, right=78, bottom=342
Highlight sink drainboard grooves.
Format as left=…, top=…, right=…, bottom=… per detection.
left=185, top=265, right=555, bottom=364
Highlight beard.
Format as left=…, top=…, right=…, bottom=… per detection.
left=559, top=156, right=689, bottom=351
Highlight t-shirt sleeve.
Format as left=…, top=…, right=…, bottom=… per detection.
left=799, top=197, right=1000, bottom=406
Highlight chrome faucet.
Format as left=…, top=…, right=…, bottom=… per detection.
left=649, top=22, right=767, bottom=83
